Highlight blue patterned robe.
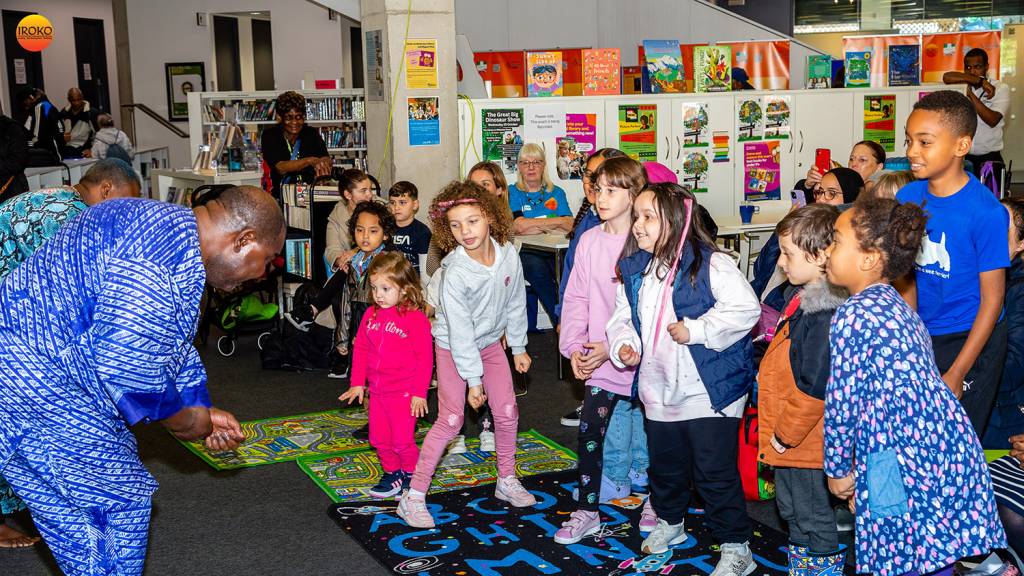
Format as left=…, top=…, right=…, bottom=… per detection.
left=824, top=284, right=1005, bottom=576
left=0, top=199, right=210, bottom=574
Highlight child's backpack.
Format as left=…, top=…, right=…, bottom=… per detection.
left=979, top=161, right=1002, bottom=198
left=738, top=405, right=776, bottom=501
left=260, top=282, right=335, bottom=371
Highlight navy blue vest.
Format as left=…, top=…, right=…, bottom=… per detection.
left=618, top=245, right=754, bottom=412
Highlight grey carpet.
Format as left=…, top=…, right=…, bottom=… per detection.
left=2, top=330, right=789, bottom=575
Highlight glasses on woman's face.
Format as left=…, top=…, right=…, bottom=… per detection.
left=281, top=113, right=304, bottom=123
left=518, top=160, right=543, bottom=168
left=813, top=187, right=840, bottom=202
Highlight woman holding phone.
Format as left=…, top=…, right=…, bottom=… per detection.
left=792, top=141, right=885, bottom=200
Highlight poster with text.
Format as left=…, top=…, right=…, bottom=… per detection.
left=408, top=98, right=439, bottom=146
left=527, top=51, right=563, bottom=97
left=737, top=98, right=764, bottom=142
left=681, top=102, right=709, bottom=148
left=764, top=95, right=791, bottom=140
left=682, top=150, right=710, bottom=193
left=404, top=39, right=438, bottom=89
left=482, top=109, right=525, bottom=173
left=618, top=104, right=658, bottom=161
left=744, top=141, right=781, bottom=201
left=863, top=95, right=896, bottom=152
left=365, top=30, right=385, bottom=101
left=556, top=113, right=597, bottom=180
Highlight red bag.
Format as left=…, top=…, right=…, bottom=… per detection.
left=738, top=405, right=775, bottom=501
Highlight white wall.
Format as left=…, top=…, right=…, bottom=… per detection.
left=455, top=0, right=822, bottom=88
left=125, top=0, right=345, bottom=167
left=0, top=0, right=120, bottom=118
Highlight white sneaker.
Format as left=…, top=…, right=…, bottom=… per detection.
left=396, top=490, right=435, bottom=529
left=445, top=435, right=467, bottom=456
left=478, top=430, right=496, bottom=452
left=494, top=476, right=537, bottom=507
left=711, top=542, right=756, bottom=576
left=641, top=518, right=688, bottom=554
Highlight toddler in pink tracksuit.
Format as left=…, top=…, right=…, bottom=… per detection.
left=339, top=252, right=433, bottom=499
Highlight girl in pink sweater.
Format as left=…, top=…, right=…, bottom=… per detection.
left=339, top=252, right=433, bottom=499
left=554, top=157, right=649, bottom=544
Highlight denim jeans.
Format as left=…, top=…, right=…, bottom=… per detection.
left=519, top=248, right=559, bottom=326
left=602, top=399, right=648, bottom=485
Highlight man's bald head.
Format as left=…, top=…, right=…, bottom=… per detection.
left=198, top=185, right=284, bottom=292
left=67, top=88, right=84, bottom=112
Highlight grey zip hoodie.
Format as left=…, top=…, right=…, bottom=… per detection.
left=432, top=237, right=528, bottom=387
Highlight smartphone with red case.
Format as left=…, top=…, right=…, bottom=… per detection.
left=815, top=148, right=831, bottom=174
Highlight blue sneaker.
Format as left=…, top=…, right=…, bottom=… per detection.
left=369, top=471, right=405, bottom=499
left=629, top=468, right=649, bottom=494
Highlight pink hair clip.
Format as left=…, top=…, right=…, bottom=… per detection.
left=431, top=197, right=480, bottom=219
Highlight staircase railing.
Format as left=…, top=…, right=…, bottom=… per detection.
left=121, top=103, right=189, bottom=140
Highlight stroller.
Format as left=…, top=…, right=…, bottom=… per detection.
left=191, top=184, right=281, bottom=357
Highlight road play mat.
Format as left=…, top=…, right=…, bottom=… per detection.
left=178, top=408, right=428, bottom=470
left=328, top=470, right=811, bottom=576
left=298, top=429, right=577, bottom=502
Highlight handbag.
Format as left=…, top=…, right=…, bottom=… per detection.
left=979, top=161, right=1001, bottom=198
left=738, top=404, right=776, bottom=501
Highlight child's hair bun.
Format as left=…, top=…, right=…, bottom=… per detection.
left=851, top=197, right=928, bottom=280
left=888, top=202, right=927, bottom=252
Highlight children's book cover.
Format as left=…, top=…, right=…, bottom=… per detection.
left=806, top=55, right=832, bottom=89
left=693, top=45, right=732, bottom=93
left=642, top=40, right=684, bottom=93
left=527, top=51, right=563, bottom=97
left=582, top=48, right=621, bottom=95
left=845, top=51, right=872, bottom=88
left=621, top=66, right=644, bottom=94
left=888, top=44, right=920, bottom=87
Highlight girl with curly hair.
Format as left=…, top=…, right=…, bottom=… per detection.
left=398, top=181, right=533, bottom=528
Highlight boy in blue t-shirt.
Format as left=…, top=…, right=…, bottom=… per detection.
left=388, top=181, right=431, bottom=276
left=896, top=90, right=1009, bottom=435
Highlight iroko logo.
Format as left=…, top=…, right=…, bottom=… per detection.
left=16, top=14, right=53, bottom=52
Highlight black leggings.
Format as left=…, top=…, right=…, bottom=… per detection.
left=576, top=386, right=629, bottom=511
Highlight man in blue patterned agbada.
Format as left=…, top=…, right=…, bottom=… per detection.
left=0, top=185, right=284, bottom=575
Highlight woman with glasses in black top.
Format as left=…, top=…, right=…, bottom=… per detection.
left=260, top=91, right=332, bottom=197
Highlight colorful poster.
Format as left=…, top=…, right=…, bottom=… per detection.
left=404, top=39, right=438, bottom=89
left=682, top=150, right=710, bottom=193
left=922, top=31, right=1001, bottom=82
left=681, top=102, right=709, bottom=148
left=643, top=40, right=685, bottom=93
left=618, top=104, right=658, bottom=161
left=621, top=66, right=644, bottom=94
left=744, top=141, right=782, bottom=201
left=764, top=96, right=791, bottom=140
left=527, top=51, right=562, bottom=97
left=725, top=40, right=791, bottom=90
left=806, top=55, right=832, bottom=89
left=888, top=44, right=920, bottom=86
left=582, top=48, right=621, bottom=96
left=365, top=30, right=384, bottom=101
left=864, top=95, right=896, bottom=152
left=693, top=46, right=732, bottom=93
left=482, top=109, right=524, bottom=172
left=407, top=98, right=439, bottom=146
left=474, top=51, right=526, bottom=98
left=556, top=114, right=597, bottom=180
left=843, top=35, right=920, bottom=88
left=845, top=51, right=872, bottom=88
left=737, top=98, right=764, bottom=142
left=712, top=131, right=730, bottom=163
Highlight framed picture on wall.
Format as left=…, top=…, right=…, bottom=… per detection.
left=165, top=62, right=205, bottom=121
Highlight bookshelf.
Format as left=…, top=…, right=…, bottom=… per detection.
left=187, top=89, right=369, bottom=174
left=280, top=181, right=343, bottom=288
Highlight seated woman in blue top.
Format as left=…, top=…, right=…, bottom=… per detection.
left=509, top=143, right=574, bottom=326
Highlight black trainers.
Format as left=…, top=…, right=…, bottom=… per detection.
left=369, top=471, right=405, bottom=499
left=351, top=422, right=370, bottom=440
left=328, top=355, right=349, bottom=379
left=285, top=303, right=316, bottom=332
left=560, top=404, right=582, bottom=427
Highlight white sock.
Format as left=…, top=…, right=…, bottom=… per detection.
left=407, top=488, right=425, bottom=498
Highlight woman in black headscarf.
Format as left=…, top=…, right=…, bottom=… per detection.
left=810, top=166, right=864, bottom=206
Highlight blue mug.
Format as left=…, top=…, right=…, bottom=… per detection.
left=739, top=204, right=759, bottom=224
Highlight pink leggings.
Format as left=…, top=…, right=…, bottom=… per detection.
left=369, top=392, right=420, bottom=473
left=410, top=342, right=519, bottom=493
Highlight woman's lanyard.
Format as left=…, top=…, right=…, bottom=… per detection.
left=281, top=136, right=303, bottom=185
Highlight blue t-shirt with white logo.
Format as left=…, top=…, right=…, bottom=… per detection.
left=508, top=184, right=572, bottom=220
left=896, top=174, right=1009, bottom=336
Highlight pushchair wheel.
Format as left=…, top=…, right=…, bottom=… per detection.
left=217, top=335, right=236, bottom=357
left=257, top=331, right=272, bottom=351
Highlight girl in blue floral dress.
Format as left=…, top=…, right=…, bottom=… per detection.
left=823, top=198, right=1005, bottom=576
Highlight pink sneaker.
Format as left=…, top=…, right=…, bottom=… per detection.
left=494, top=476, right=537, bottom=507
left=553, top=510, right=601, bottom=545
left=397, top=491, right=435, bottom=528
left=639, top=498, right=658, bottom=533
